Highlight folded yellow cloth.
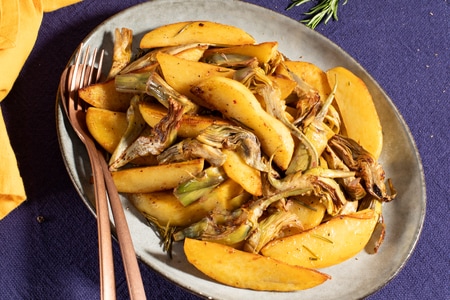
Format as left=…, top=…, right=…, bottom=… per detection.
left=0, top=107, right=26, bottom=219
left=0, top=0, right=81, bottom=219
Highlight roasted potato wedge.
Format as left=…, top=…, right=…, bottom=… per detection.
left=268, top=75, right=297, bottom=100
left=261, top=208, right=380, bottom=269
left=184, top=238, right=330, bottom=291
left=127, top=178, right=250, bottom=227
left=78, top=79, right=132, bottom=112
left=203, top=42, right=278, bottom=64
left=222, top=149, right=262, bottom=196
left=157, top=51, right=235, bottom=107
left=285, top=196, right=327, bottom=232
left=284, top=61, right=332, bottom=104
left=191, top=76, right=294, bottom=170
left=111, top=159, right=204, bottom=193
left=86, top=107, right=127, bottom=153
left=326, top=67, right=383, bottom=159
left=173, top=45, right=208, bottom=62
left=140, top=21, right=255, bottom=48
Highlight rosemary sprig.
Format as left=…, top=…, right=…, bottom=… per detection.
left=144, top=213, right=176, bottom=257
left=287, top=0, right=348, bottom=29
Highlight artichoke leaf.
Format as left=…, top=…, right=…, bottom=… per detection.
left=203, top=53, right=259, bottom=69
left=109, top=95, right=147, bottom=168
left=107, top=28, right=133, bottom=80
left=109, top=98, right=184, bottom=170
left=196, top=124, right=268, bottom=172
left=157, top=138, right=226, bottom=166
left=328, top=134, right=396, bottom=202
left=244, top=210, right=302, bottom=253
left=145, top=71, right=199, bottom=114
left=174, top=166, right=227, bottom=206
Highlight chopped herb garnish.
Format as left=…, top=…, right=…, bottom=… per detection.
left=302, top=245, right=319, bottom=260
left=312, top=233, right=334, bottom=244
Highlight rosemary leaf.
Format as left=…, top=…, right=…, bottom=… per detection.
left=302, top=244, right=319, bottom=260
left=312, top=233, right=334, bottom=244
left=287, top=0, right=348, bottom=29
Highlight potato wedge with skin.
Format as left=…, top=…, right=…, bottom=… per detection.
left=191, top=76, right=294, bottom=170
left=111, top=159, right=204, bottom=193
left=138, top=102, right=232, bottom=138
left=86, top=107, right=127, bottom=153
left=184, top=238, right=330, bottom=291
left=157, top=52, right=235, bottom=108
left=284, top=61, right=332, bottom=104
left=78, top=79, right=132, bottom=112
left=127, top=178, right=250, bottom=227
left=326, top=67, right=383, bottom=159
left=203, top=42, right=278, bottom=64
left=140, top=21, right=255, bottom=48
left=222, top=149, right=262, bottom=196
left=261, top=208, right=379, bottom=269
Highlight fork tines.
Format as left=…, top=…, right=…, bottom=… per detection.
left=70, top=43, right=104, bottom=110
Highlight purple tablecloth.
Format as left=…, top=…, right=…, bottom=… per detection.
left=1, top=0, right=448, bottom=299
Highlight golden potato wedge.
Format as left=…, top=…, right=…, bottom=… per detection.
left=222, top=149, right=262, bottom=196
left=128, top=178, right=250, bottom=227
left=140, top=21, right=255, bottom=48
left=268, top=75, right=297, bottom=100
left=285, top=196, right=327, bottom=232
left=284, top=61, right=332, bottom=104
left=326, top=67, right=383, bottom=159
left=86, top=107, right=127, bottom=153
left=111, top=159, right=204, bottom=193
left=184, top=238, right=330, bottom=291
left=191, top=76, right=294, bottom=170
left=203, top=42, right=278, bottom=64
left=138, top=102, right=231, bottom=138
left=174, top=44, right=208, bottom=62
left=156, top=52, right=235, bottom=107
left=78, top=79, right=132, bottom=112
left=261, top=208, right=379, bottom=269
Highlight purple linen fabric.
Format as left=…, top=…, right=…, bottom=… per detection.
left=1, top=1, right=448, bottom=299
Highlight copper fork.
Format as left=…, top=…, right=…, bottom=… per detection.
left=60, top=43, right=146, bottom=300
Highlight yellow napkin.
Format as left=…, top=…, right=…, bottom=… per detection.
left=0, top=0, right=81, bottom=219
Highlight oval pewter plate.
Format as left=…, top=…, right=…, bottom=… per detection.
left=56, top=0, right=426, bottom=299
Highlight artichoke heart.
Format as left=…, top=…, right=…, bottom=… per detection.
left=109, top=98, right=184, bottom=171
left=196, top=124, right=268, bottom=172
left=174, top=166, right=227, bottom=207
left=158, top=138, right=226, bottom=167
left=328, top=134, right=396, bottom=202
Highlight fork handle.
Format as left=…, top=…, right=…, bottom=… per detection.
left=85, top=141, right=117, bottom=300
left=98, top=150, right=147, bottom=300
